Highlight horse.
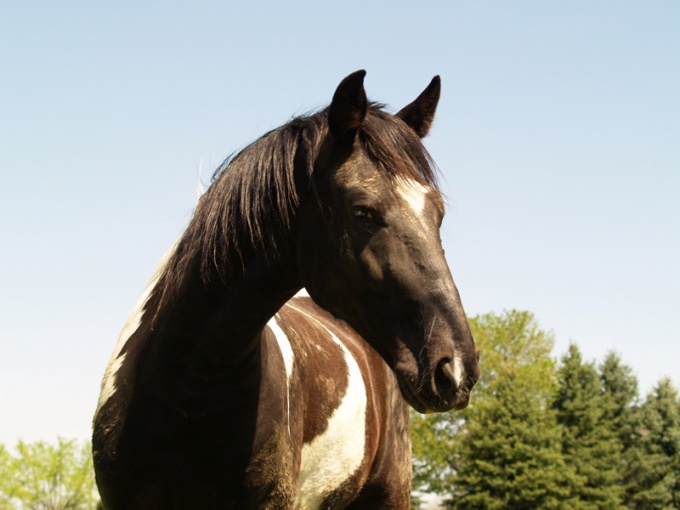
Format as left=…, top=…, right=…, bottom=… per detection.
left=92, top=70, right=480, bottom=509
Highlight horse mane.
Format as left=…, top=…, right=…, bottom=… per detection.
left=155, top=103, right=440, bottom=306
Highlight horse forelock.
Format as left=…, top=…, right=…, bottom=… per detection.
left=360, top=107, right=440, bottom=193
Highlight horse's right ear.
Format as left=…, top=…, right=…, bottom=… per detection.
left=396, top=76, right=441, bottom=138
left=328, top=70, right=368, bottom=146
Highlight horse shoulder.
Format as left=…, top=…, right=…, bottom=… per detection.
left=272, top=297, right=411, bottom=509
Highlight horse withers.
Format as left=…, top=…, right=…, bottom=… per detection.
left=93, top=70, right=480, bottom=509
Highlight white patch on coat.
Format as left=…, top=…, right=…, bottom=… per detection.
left=287, top=304, right=367, bottom=510
left=267, top=316, right=295, bottom=437
left=95, top=243, right=177, bottom=414
left=268, top=317, right=295, bottom=379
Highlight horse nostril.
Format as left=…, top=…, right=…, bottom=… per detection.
left=435, top=358, right=459, bottom=401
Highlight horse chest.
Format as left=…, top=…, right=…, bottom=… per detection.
left=268, top=310, right=369, bottom=509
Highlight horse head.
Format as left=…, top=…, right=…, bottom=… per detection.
left=297, top=71, right=480, bottom=413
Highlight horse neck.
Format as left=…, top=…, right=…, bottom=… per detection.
left=148, top=242, right=300, bottom=372
left=141, top=131, right=311, bottom=377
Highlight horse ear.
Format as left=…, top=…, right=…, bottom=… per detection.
left=396, top=76, right=441, bottom=138
left=328, top=70, right=368, bottom=146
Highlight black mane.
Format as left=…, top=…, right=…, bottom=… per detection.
left=157, top=104, right=440, bottom=305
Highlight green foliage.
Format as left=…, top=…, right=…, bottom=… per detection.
left=0, top=444, right=12, bottom=509
left=411, top=311, right=680, bottom=509
left=553, top=344, right=625, bottom=509
left=0, top=438, right=98, bottom=510
left=625, top=378, right=680, bottom=509
left=413, top=310, right=574, bottom=508
left=411, top=408, right=463, bottom=496
left=447, top=311, right=572, bottom=509
left=600, top=352, right=639, bottom=437
left=466, top=310, right=557, bottom=401
left=449, top=371, right=574, bottom=509
left=599, top=351, right=641, bottom=505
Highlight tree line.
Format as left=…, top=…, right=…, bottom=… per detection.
left=412, top=310, right=680, bottom=509
left=0, top=438, right=98, bottom=509
left=1, top=310, right=677, bottom=509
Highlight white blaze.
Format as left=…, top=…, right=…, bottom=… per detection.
left=394, top=176, right=429, bottom=218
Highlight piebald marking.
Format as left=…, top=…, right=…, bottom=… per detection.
left=294, top=287, right=311, bottom=297
left=96, top=244, right=177, bottom=413
left=287, top=304, right=368, bottom=510
left=267, top=316, right=295, bottom=437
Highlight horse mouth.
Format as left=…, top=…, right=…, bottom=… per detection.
left=395, top=368, right=473, bottom=414
left=396, top=377, right=429, bottom=413
left=395, top=374, right=462, bottom=414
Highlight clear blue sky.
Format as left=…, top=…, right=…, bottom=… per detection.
left=1, top=1, right=678, bottom=445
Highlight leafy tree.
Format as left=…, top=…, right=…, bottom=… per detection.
left=0, top=444, right=12, bottom=509
left=625, top=378, right=680, bottom=509
left=413, top=310, right=574, bottom=508
left=412, top=407, right=463, bottom=498
left=0, top=438, right=98, bottom=510
left=553, top=344, right=625, bottom=509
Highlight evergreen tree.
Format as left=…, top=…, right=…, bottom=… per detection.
left=599, top=352, right=640, bottom=506
left=626, top=378, right=680, bottom=509
left=554, top=344, right=625, bottom=509
left=449, top=371, right=574, bottom=509
left=411, top=313, right=680, bottom=509
left=600, top=351, right=639, bottom=445
left=412, top=310, right=573, bottom=508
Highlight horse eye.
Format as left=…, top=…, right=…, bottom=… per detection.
left=352, top=206, right=377, bottom=222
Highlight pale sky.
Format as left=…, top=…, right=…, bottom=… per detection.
left=1, top=1, right=678, bottom=446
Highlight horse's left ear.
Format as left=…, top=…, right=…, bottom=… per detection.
left=396, top=76, right=441, bottom=138
left=328, top=70, right=368, bottom=146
